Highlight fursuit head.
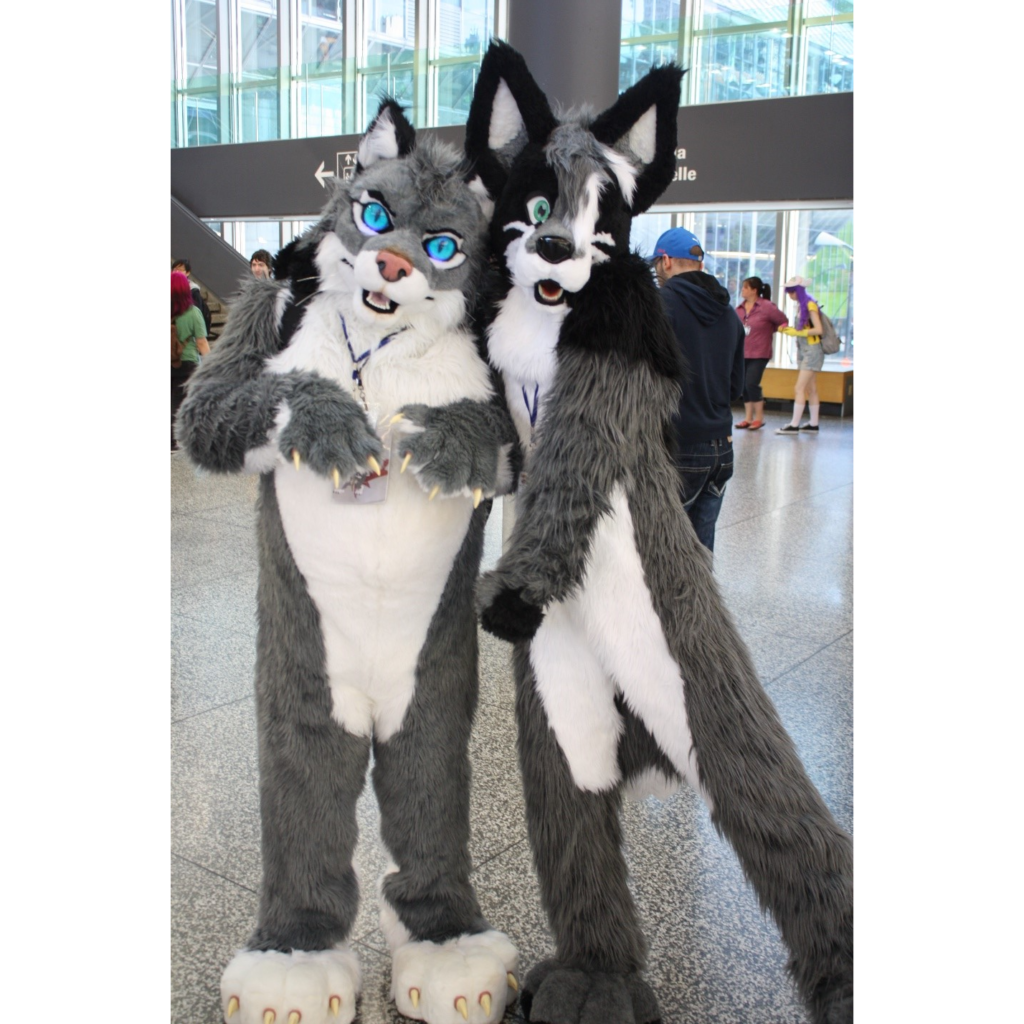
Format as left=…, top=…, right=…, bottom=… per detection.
left=466, top=40, right=853, bottom=1024
left=176, top=99, right=521, bottom=1024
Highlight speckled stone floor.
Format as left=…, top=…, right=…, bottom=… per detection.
left=171, top=407, right=853, bottom=1024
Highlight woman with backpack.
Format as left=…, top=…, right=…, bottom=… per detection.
left=171, top=270, right=210, bottom=449
left=776, top=275, right=824, bottom=434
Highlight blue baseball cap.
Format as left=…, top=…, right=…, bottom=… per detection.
left=649, top=227, right=704, bottom=262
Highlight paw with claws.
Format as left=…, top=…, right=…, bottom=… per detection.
left=391, top=402, right=503, bottom=505
left=277, top=377, right=384, bottom=485
left=392, top=930, right=518, bottom=1023
left=221, top=946, right=361, bottom=1024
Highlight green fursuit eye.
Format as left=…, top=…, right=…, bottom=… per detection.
left=424, top=235, right=459, bottom=262
left=362, top=202, right=392, bottom=232
left=527, top=196, right=551, bottom=224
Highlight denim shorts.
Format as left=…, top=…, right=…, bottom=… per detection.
left=796, top=337, right=825, bottom=371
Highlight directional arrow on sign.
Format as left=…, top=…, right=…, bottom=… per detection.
left=315, top=160, right=335, bottom=188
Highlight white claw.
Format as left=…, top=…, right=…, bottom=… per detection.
left=400, top=452, right=412, bottom=474
left=507, top=973, right=518, bottom=992
left=292, top=450, right=301, bottom=471
left=409, top=987, right=420, bottom=1009
left=428, top=484, right=440, bottom=501
left=264, top=1012, right=276, bottom=1024
left=367, top=455, right=382, bottom=475
left=455, top=996, right=469, bottom=1020
left=473, top=488, right=483, bottom=509
left=226, top=996, right=239, bottom=1019
left=480, top=992, right=492, bottom=1015
left=390, top=412, right=405, bottom=425
left=329, top=995, right=341, bottom=1016
left=332, top=467, right=341, bottom=489
left=287, top=1013, right=300, bottom=1024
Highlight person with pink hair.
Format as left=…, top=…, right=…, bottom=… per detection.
left=171, top=270, right=210, bottom=449
left=776, top=276, right=824, bottom=434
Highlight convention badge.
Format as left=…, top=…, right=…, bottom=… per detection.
left=332, top=405, right=394, bottom=505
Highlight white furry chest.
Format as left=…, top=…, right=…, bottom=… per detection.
left=487, top=288, right=563, bottom=449
left=527, top=485, right=702, bottom=798
left=267, top=295, right=492, bottom=411
left=267, top=291, right=493, bottom=742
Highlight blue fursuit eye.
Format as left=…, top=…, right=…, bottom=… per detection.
left=362, top=202, right=392, bottom=233
left=424, top=235, right=459, bottom=262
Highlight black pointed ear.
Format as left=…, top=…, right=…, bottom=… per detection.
left=465, top=40, right=558, bottom=203
left=356, top=98, right=416, bottom=173
left=590, top=65, right=684, bottom=215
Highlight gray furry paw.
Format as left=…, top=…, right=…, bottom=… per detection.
left=278, top=375, right=384, bottom=482
left=395, top=400, right=503, bottom=501
left=521, top=961, right=661, bottom=1024
left=477, top=572, right=544, bottom=642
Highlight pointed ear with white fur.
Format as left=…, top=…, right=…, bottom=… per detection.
left=465, top=40, right=558, bottom=204
left=590, top=65, right=685, bottom=215
left=464, top=173, right=495, bottom=222
left=356, top=99, right=416, bottom=173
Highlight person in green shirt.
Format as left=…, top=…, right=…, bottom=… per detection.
left=171, top=271, right=210, bottom=448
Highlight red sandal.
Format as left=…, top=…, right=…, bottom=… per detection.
left=736, top=420, right=752, bottom=429
left=748, top=420, right=764, bottom=430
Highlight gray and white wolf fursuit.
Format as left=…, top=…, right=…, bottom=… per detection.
left=468, top=40, right=853, bottom=1024
left=176, top=99, right=522, bottom=1024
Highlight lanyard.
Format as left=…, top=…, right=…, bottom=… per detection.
left=522, top=383, right=540, bottom=428
left=340, top=313, right=407, bottom=409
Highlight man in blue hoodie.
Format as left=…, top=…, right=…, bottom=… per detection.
left=651, top=227, right=745, bottom=553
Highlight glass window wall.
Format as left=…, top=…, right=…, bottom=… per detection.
left=237, top=1, right=280, bottom=141
left=174, top=0, right=506, bottom=146
left=173, top=0, right=850, bottom=147
left=619, top=0, right=853, bottom=102
left=432, top=0, right=494, bottom=125
left=295, top=0, right=347, bottom=138
left=173, top=0, right=222, bottom=147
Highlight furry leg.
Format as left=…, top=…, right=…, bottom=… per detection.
left=512, top=644, right=660, bottom=1024
left=220, top=477, right=371, bottom=1024
left=373, top=507, right=518, bottom=1022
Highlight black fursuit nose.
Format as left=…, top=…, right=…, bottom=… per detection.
left=535, top=235, right=573, bottom=264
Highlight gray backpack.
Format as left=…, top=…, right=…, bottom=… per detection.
left=817, top=307, right=841, bottom=355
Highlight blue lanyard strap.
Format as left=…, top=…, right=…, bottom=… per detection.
left=522, top=383, right=540, bottom=427
left=340, top=314, right=406, bottom=381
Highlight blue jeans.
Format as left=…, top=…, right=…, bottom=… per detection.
left=675, top=438, right=734, bottom=552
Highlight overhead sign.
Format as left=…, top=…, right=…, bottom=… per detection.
left=171, top=93, right=850, bottom=220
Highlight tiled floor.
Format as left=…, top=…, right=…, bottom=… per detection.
left=171, top=407, right=853, bottom=1024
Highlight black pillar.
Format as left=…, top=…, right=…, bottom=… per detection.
left=507, top=0, right=621, bottom=112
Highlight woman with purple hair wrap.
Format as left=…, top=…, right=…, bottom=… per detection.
left=776, top=276, right=824, bottom=434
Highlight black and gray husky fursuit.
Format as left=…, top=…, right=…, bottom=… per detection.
left=468, top=40, right=853, bottom=1024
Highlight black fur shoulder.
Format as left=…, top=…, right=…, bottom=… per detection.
left=559, top=254, right=684, bottom=382
left=273, top=233, right=324, bottom=347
